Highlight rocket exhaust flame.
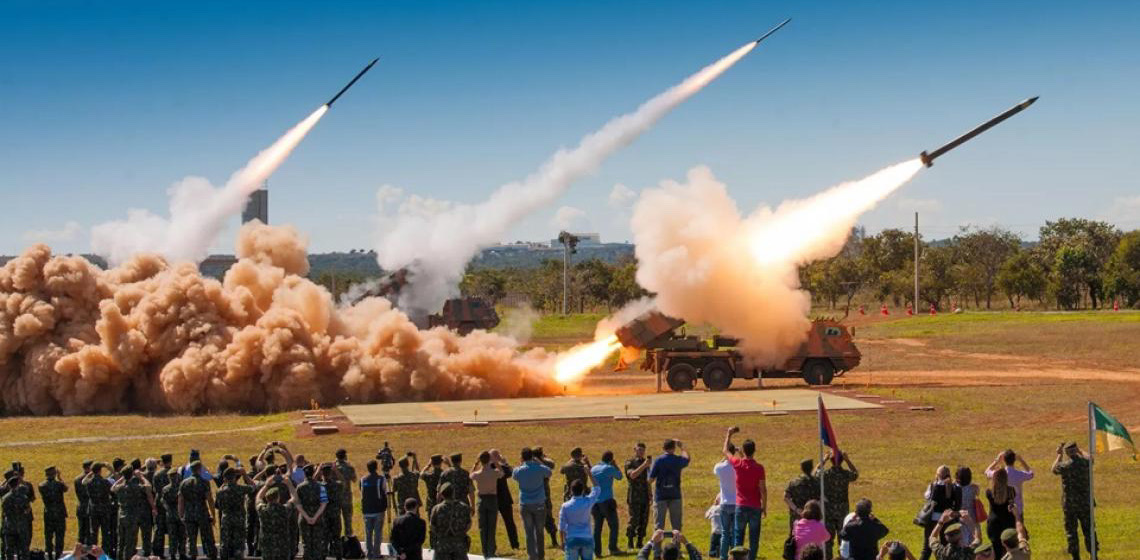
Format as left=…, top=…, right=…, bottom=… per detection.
left=554, top=335, right=622, bottom=385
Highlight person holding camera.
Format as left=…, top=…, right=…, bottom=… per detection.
left=650, top=439, right=691, bottom=533
left=918, top=466, right=960, bottom=560
left=722, top=427, right=765, bottom=560
left=634, top=529, right=703, bottom=560
left=215, top=466, right=255, bottom=560
left=178, top=461, right=217, bottom=560
left=40, top=466, right=69, bottom=560
left=558, top=455, right=600, bottom=560
left=393, top=454, right=421, bottom=516
left=110, top=466, right=155, bottom=560
left=254, top=468, right=301, bottom=560
left=471, top=450, right=505, bottom=558
left=1052, top=442, right=1094, bottom=560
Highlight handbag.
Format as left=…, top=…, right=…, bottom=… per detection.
left=913, top=484, right=936, bottom=526
left=783, top=534, right=797, bottom=560
left=973, top=497, right=988, bottom=523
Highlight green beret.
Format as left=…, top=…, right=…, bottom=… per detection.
left=974, top=541, right=993, bottom=553
left=1064, top=441, right=1079, bottom=450
left=728, top=546, right=749, bottom=558
left=44, top=466, right=57, bottom=474
left=1000, top=528, right=1018, bottom=543
left=943, top=522, right=962, bottom=535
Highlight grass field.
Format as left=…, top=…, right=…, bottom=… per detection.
left=3, top=312, right=1139, bottom=560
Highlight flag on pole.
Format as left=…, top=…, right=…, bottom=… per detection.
left=818, top=395, right=841, bottom=465
left=1092, top=403, right=1136, bottom=460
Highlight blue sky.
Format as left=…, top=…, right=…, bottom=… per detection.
left=2, top=1, right=1138, bottom=255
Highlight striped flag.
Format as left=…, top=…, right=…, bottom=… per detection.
left=1092, top=404, right=1136, bottom=460
left=818, top=395, right=841, bottom=465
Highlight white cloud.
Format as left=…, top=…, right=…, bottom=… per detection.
left=23, top=221, right=84, bottom=243
left=608, top=183, right=637, bottom=207
left=551, top=206, right=588, bottom=230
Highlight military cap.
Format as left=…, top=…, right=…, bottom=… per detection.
left=160, top=454, right=173, bottom=463
left=188, top=460, right=202, bottom=469
left=130, top=458, right=142, bottom=470
left=974, top=541, right=993, bottom=553
left=728, top=546, right=749, bottom=559
left=82, top=459, right=94, bottom=468
left=44, top=466, right=57, bottom=474
left=120, top=466, right=133, bottom=478
left=943, top=522, right=962, bottom=535
left=92, top=462, right=106, bottom=470
left=430, top=454, right=443, bottom=463
left=1000, top=528, right=1018, bottom=543
left=1064, top=441, right=1079, bottom=450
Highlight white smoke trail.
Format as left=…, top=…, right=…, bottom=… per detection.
left=91, top=106, right=329, bottom=266
left=631, top=159, right=923, bottom=365
left=374, top=42, right=760, bottom=313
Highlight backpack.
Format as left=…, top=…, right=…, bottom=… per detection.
left=342, top=535, right=365, bottom=559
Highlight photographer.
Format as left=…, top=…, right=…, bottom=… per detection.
left=635, top=529, right=703, bottom=560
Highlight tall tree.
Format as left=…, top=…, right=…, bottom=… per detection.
left=953, top=226, right=1021, bottom=309
left=996, top=250, right=1046, bottom=308
left=1037, top=218, right=1121, bottom=308
left=1105, top=230, right=1140, bottom=307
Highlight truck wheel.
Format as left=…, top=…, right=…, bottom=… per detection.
left=666, top=363, right=697, bottom=391
left=702, top=361, right=734, bottom=391
left=802, top=359, right=835, bottom=386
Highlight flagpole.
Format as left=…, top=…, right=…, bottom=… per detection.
left=1088, top=401, right=1097, bottom=560
left=818, top=395, right=826, bottom=523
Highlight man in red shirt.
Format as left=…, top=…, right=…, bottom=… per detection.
left=722, top=427, right=766, bottom=560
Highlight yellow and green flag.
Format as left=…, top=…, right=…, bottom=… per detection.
left=1092, top=404, right=1136, bottom=459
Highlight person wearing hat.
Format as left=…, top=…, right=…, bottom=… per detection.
left=560, top=448, right=591, bottom=504
left=533, top=446, right=560, bottom=548
left=784, top=459, right=820, bottom=533
left=972, top=541, right=995, bottom=560
left=152, top=454, right=175, bottom=559
left=393, top=455, right=421, bottom=517
left=429, top=483, right=472, bottom=560
left=2, top=472, right=33, bottom=560
left=624, top=442, right=652, bottom=551
left=83, top=462, right=116, bottom=554
left=255, top=469, right=301, bottom=560
left=876, top=541, right=917, bottom=560
left=928, top=510, right=973, bottom=560
left=634, top=529, right=702, bottom=560
left=215, top=466, right=255, bottom=560
left=334, top=449, right=358, bottom=538
left=178, top=461, right=218, bottom=560
left=317, top=463, right=346, bottom=560
left=1000, top=502, right=1030, bottom=560
left=112, top=466, right=156, bottom=560
left=75, top=460, right=94, bottom=545
left=295, top=463, right=328, bottom=560
left=161, top=470, right=187, bottom=560
left=440, top=453, right=474, bottom=512
left=420, top=455, right=444, bottom=515
left=39, top=466, right=68, bottom=560
left=1052, top=441, right=1094, bottom=560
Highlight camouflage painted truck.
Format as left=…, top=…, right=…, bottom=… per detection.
left=614, top=310, right=861, bottom=390
left=348, top=268, right=500, bottom=334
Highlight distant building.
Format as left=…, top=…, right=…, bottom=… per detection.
left=243, top=186, right=268, bottom=224
left=550, top=232, right=602, bottom=248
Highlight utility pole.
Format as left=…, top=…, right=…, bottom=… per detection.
left=914, top=212, right=920, bottom=310
left=558, top=231, right=579, bottom=315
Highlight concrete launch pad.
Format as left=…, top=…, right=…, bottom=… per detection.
left=339, top=389, right=880, bottom=427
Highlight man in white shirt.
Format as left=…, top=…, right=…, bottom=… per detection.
left=712, top=443, right=737, bottom=560
left=985, top=449, right=1034, bottom=514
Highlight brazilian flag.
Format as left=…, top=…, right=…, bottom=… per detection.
left=1093, top=404, right=1136, bottom=460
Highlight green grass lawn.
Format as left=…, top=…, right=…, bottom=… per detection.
left=2, top=382, right=1138, bottom=559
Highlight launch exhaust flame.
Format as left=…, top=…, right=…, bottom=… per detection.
left=0, top=223, right=564, bottom=415
left=629, top=160, right=923, bottom=366
left=554, top=335, right=621, bottom=385
left=374, top=37, right=776, bottom=314
left=92, top=106, right=329, bottom=266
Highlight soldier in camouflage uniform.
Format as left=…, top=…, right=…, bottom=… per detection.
left=429, top=483, right=472, bottom=560
left=295, top=465, right=328, bottom=560
left=559, top=448, right=591, bottom=502
left=256, top=473, right=300, bottom=560
left=533, top=447, right=560, bottom=548
left=112, top=466, right=156, bottom=560
left=624, top=443, right=651, bottom=550
left=1052, top=442, right=1096, bottom=560
left=420, top=455, right=445, bottom=514
left=334, top=450, right=357, bottom=537
left=2, top=474, right=33, bottom=560
left=216, top=467, right=256, bottom=560
left=39, top=466, right=69, bottom=560
left=393, top=456, right=421, bottom=515
left=319, top=464, right=344, bottom=560
left=152, top=454, right=174, bottom=559
left=816, top=451, right=858, bottom=560
left=440, top=454, right=473, bottom=510
left=83, top=463, right=116, bottom=554
left=140, top=458, right=159, bottom=556
left=179, top=461, right=218, bottom=560
left=75, top=460, right=94, bottom=545
left=783, top=459, right=820, bottom=532
left=162, top=471, right=187, bottom=560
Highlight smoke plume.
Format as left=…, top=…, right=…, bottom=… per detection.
left=374, top=41, right=761, bottom=314
left=631, top=159, right=923, bottom=364
left=90, top=106, right=329, bottom=266
left=0, top=223, right=559, bottom=415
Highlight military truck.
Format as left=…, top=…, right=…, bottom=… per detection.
left=347, top=268, right=500, bottom=334
left=614, top=310, right=861, bottom=390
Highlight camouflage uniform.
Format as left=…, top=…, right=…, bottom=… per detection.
left=440, top=468, right=471, bottom=507
left=927, top=536, right=975, bottom=560
left=624, top=456, right=650, bottom=547
left=161, top=478, right=186, bottom=560
left=1053, top=454, right=1095, bottom=559
left=420, top=467, right=443, bottom=513
left=141, top=468, right=158, bottom=556
left=818, top=464, right=857, bottom=559
left=429, top=498, right=472, bottom=560
left=39, top=477, right=68, bottom=560
left=180, top=475, right=218, bottom=560
left=783, top=473, right=820, bottom=532
left=392, top=470, right=421, bottom=514
left=152, top=467, right=171, bottom=557
left=559, top=460, right=590, bottom=501
left=216, top=482, right=255, bottom=560
left=296, top=479, right=327, bottom=560
left=335, top=460, right=357, bottom=535
left=323, top=478, right=344, bottom=558
left=538, top=456, right=559, bottom=545
left=85, top=475, right=116, bottom=553
left=256, top=501, right=292, bottom=560
left=1, top=485, right=32, bottom=560
left=114, top=479, right=152, bottom=560
left=74, top=472, right=92, bottom=544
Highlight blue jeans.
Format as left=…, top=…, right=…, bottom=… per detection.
left=718, top=505, right=736, bottom=560
left=734, top=506, right=762, bottom=560
left=565, top=537, right=595, bottom=560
